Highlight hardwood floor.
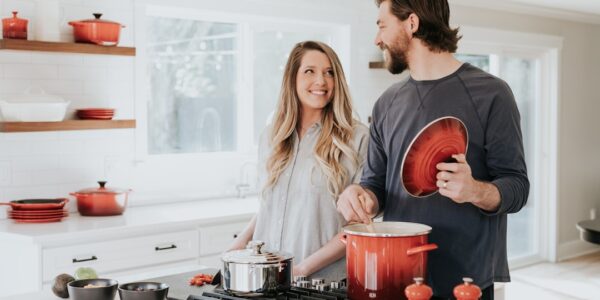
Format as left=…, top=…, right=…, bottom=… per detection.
left=505, top=252, right=600, bottom=299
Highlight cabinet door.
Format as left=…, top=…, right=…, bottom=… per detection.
left=42, top=230, right=198, bottom=282
left=199, top=221, right=248, bottom=256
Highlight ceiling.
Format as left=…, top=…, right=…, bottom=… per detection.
left=509, top=0, right=600, bottom=15
left=451, top=0, right=600, bottom=24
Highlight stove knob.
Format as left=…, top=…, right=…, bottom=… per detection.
left=312, top=278, right=325, bottom=286
left=294, top=275, right=308, bottom=283
left=297, top=280, right=312, bottom=288
left=330, top=281, right=340, bottom=289
left=315, top=284, right=328, bottom=291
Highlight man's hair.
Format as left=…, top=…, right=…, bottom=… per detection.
left=375, top=0, right=461, bottom=52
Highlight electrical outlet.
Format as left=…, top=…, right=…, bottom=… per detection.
left=591, top=208, right=597, bottom=220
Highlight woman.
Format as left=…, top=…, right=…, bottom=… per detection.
left=228, top=41, right=368, bottom=281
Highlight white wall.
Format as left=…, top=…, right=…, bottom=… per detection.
left=0, top=0, right=599, bottom=260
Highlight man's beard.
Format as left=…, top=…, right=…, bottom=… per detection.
left=382, top=43, right=408, bottom=74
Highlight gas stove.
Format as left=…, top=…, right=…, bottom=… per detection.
left=146, top=269, right=349, bottom=300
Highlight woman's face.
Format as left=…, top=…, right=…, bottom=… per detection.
left=295, top=50, right=335, bottom=114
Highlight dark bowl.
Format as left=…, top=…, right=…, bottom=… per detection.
left=67, top=278, right=118, bottom=300
left=119, top=282, right=169, bottom=300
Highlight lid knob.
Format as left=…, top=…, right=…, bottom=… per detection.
left=453, top=277, right=482, bottom=300
left=98, top=181, right=107, bottom=188
left=12, top=11, right=18, bottom=18
left=93, top=13, right=102, bottom=19
left=405, top=277, right=433, bottom=300
left=248, top=240, right=265, bottom=255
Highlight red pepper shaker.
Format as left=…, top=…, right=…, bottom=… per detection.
left=453, top=277, right=482, bottom=300
left=405, top=277, right=433, bottom=300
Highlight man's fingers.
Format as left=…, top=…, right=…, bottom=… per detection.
left=351, top=195, right=371, bottom=224
left=452, top=153, right=467, bottom=163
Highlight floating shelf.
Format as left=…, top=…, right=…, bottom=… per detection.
left=0, top=39, right=135, bottom=56
left=369, top=61, right=385, bottom=69
left=0, top=120, right=136, bottom=133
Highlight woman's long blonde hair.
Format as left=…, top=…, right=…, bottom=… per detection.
left=265, top=41, right=359, bottom=198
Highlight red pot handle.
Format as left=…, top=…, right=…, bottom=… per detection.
left=407, top=243, right=438, bottom=256
left=340, top=234, right=347, bottom=245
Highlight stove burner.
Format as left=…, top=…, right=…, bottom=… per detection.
left=186, top=286, right=348, bottom=300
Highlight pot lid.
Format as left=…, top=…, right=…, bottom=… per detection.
left=76, top=181, right=129, bottom=195
left=78, top=13, right=121, bottom=25
left=221, top=241, right=293, bottom=264
left=342, top=221, right=432, bottom=237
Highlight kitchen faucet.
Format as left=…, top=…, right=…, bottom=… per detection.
left=236, top=160, right=257, bottom=198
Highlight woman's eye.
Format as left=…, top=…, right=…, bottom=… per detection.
left=304, top=69, right=314, bottom=74
left=325, top=70, right=334, bottom=77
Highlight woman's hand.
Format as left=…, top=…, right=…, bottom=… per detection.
left=293, top=263, right=308, bottom=277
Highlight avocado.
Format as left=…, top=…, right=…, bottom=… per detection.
left=52, top=273, right=75, bottom=298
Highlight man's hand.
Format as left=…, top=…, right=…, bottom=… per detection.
left=337, top=184, right=378, bottom=224
left=436, top=154, right=500, bottom=211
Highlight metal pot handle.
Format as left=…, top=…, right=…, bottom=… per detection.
left=406, top=243, right=438, bottom=256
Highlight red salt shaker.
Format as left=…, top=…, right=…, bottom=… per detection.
left=453, top=277, right=482, bottom=300
left=405, top=277, right=433, bottom=300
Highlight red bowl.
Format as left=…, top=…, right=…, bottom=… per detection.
left=401, top=117, right=468, bottom=197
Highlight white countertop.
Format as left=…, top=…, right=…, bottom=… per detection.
left=0, top=196, right=259, bottom=245
left=0, top=196, right=259, bottom=300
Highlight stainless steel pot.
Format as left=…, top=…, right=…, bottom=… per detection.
left=221, top=240, right=293, bottom=297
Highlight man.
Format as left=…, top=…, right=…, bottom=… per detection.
left=337, top=0, right=529, bottom=299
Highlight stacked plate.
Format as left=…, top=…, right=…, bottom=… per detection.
left=2, top=198, right=69, bottom=223
left=76, top=108, right=115, bottom=120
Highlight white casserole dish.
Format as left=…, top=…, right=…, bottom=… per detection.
left=0, top=89, right=69, bottom=122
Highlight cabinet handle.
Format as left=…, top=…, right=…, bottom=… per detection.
left=72, top=256, right=97, bottom=263
left=155, top=244, right=177, bottom=251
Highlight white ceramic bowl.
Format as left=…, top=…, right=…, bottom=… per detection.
left=0, top=89, right=69, bottom=122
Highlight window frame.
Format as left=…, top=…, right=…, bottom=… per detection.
left=458, top=26, right=562, bottom=267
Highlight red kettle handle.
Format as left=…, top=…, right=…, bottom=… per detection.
left=407, top=243, right=438, bottom=256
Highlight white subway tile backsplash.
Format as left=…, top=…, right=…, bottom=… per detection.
left=0, top=79, right=33, bottom=95
left=31, top=79, right=84, bottom=95
left=0, top=140, right=31, bottom=156
left=2, top=185, right=62, bottom=201
left=11, top=171, right=32, bottom=187
left=58, top=153, right=104, bottom=171
left=58, top=65, right=107, bottom=81
left=29, top=139, right=64, bottom=155
left=0, top=161, right=11, bottom=186
left=11, top=155, right=60, bottom=172
left=1, top=131, right=58, bottom=141
left=3, top=64, right=59, bottom=79
left=29, top=53, right=84, bottom=66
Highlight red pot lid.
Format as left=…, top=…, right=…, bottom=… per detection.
left=453, top=278, right=482, bottom=300
left=405, top=277, right=433, bottom=300
left=401, top=116, right=468, bottom=197
left=342, top=221, right=431, bottom=237
left=76, top=181, right=128, bottom=195
left=77, top=13, right=121, bottom=25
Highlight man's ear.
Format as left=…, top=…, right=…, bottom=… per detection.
left=408, top=13, right=419, bottom=33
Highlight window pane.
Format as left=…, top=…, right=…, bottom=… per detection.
left=147, top=17, right=238, bottom=154
left=500, top=57, right=537, bottom=258
left=253, top=30, right=331, bottom=143
left=455, top=54, right=490, bottom=72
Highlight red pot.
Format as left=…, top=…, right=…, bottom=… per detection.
left=68, top=13, right=124, bottom=46
left=342, top=222, right=438, bottom=300
left=70, top=181, right=130, bottom=216
left=2, top=11, right=28, bottom=39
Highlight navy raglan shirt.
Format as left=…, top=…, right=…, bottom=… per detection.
left=360, top=63, right=529, bottom=297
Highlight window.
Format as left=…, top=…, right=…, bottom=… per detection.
left=144, top=10, right=342, bottom=155
left=147, top=18, right=238, bottom=154
left=456, top=26, right=561, bottom=266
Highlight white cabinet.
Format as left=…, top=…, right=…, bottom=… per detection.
left=42, top=230, right=198, bottom=282
left=198, top=221, right=248, bottom=267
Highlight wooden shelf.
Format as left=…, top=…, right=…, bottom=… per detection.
left=0, top=120, right=136, bottom=133
left=369, top=61, right=385, bottom=69
left=0, top=39, right=135, bottom=56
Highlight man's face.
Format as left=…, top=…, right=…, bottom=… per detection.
left=374, top=1, right=412, bottom=74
